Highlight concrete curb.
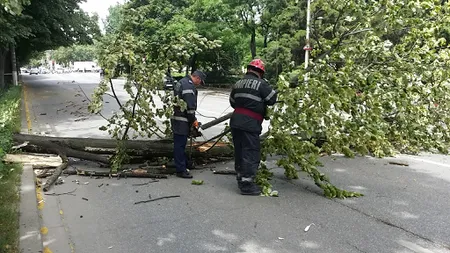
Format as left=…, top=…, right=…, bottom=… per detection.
left=19, top=164, right=44, bottom=253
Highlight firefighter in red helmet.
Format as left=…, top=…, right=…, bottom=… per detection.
left=229, top=59, right=277, bottom=195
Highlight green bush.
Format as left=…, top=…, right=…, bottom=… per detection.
left=0, top=86, right=22, bottom=177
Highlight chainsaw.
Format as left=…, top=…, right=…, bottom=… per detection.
left=187, top=122, right=203, bottom=170
left=189, top=123, right=203, bottom=138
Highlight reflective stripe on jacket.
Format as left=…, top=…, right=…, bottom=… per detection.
left=229, top=72, right=277, bottom=133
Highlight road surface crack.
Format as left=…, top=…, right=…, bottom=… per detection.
left=346, top=241, right=368, bottom=253
left=277, top=167, right=450, bottom=251
left=337, top=201, right=450, bottom=251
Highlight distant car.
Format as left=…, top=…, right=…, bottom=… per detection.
left=29, top=68, right=39, bottom=75
left=40, top=68, right=50, bottom=74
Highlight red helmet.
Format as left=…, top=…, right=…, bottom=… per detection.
left=247, top=59, right=265, bottom=73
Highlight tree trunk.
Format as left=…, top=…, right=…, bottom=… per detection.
left=13, top=134, right=234, bottom=159
left=0, top=47, right=7, bottom=90
left=18, top=142, right=111, bottom=164
left=190, top=54, right=197, bottom=72
left=250, top=28, right=257, bottom=59
left=10, top=45, right=18, bottom=86
left=264, top=34, right=268, bottom=48
left=200, top=112, right=232, bottom=130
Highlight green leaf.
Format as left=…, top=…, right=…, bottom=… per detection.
left=191, top=180, right=204, bottom=185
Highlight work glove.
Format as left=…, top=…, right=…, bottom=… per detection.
left=192, top=120, right=200, bottom=129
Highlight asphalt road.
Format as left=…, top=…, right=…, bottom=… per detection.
left=21, top=73, right=450, bottom=253
left=21, top=72, right=270, bottom=139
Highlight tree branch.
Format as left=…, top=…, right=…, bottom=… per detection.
left=134, top=195, right=180, bottom=205
left=121, top=82, right=141, bottom=140
left=332, top=9, right=344, bottom=37
left=345, top=28, right=372, bottom=37
left=78, top=85, right=109, bottom=121
left=109, top=78, right=124, bottom=109
left=312, top=24, right=323, bottom=51
left=306, top=28, right=373, bottom=73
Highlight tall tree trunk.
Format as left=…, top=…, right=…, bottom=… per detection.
left=190, top=54, right=197, bottom=72
left=263, top=34, right=268, bottom=48
left=250, top=28, right=257, bottom=59
left=0, top=48, right=7, bottom=90
left=11, top=45, right=18, bottom=86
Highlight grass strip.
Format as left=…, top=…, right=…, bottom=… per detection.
left=0, top=86, right=23, bottom=253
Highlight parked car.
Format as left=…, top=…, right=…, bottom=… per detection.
left=29, top=68, right=39, bottom=75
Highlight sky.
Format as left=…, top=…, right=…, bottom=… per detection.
left=79, top=0, right=126, bottom=31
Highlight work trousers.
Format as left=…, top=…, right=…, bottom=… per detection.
left=173, top=134, right=191, bottom=173
left=231, top=128, right=261, bottom=181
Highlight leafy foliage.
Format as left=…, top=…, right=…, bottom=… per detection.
left=0, top=7, right=31, bottom=47
left=103, top=3, right=125, bottom=35
left=0, top=0, right=101, bottom=88
left=51, top=44, right=97, bottom=66
left=90, top=2, right=221, bottom=171
left=0, top=0, right=29, bottom=15
left=12, top=0, right=101, bottom=64
left=262, top=0, right=450, bottom=198
left=0, top=86, right=22, bottom=252
left=0, top=162, right=21, bottom=253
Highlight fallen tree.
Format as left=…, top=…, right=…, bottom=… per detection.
left=9, top=133, right=233, bottom=191
left=59, top=0, right=450, bottom=200
left=13, top=133, right=234, bottom=160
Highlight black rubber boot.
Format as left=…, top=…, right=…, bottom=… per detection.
left=240, top=182, right=261, bottom=196
left=236, top=174, right=243, bottom=190
left=176, top=171, right=193, bottom=179
left=237, top=180, right=244, bottom=190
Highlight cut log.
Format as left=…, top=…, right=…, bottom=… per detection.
left=42, top=154, right=68, bottom=192
left=3, top=153, right=62, bottom=167
left=13, top=133, right=234, bottom=159
left=35, top=169, right=56, bottom=178
left=13, top=140, right=71, bottom=192
left=16, top=142, right=110, bottom=164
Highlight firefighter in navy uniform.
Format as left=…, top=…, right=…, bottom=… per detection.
left=229, top=59, right=277, bottom=195
left=171, top=70, right=206, bottom=178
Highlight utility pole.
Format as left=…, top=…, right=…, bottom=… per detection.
left=10, top=45, right=18, bottom=86
left=304, top=0, right=312, bottom=83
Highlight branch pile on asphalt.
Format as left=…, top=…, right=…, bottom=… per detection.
left=8, top=116, right=235, bottom=190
